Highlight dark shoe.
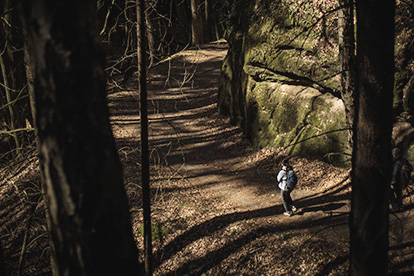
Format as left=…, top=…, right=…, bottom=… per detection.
left=391, top=206, right=403, bottom=213
left=391, top=208, right=398, bottom=213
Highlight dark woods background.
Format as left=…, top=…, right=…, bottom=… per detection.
left=2, top=0, right=414, bottom=164
left=0, top=1, right=231, bottom=275
left=0, top=0, right=231, bottom=163
left=2, top=0, right=414, bottom=162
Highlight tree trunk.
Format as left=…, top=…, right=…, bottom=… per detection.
left=175, top=0, right=190, bottom=33
left=349, top=0, right=396, bottom=275
left=204, top=0, right=213, bottom=42
left=20, top=1, right=141, bottom=275
left=145, top=6, right=157, bottom=68
left=190, top=0, right=204, bottom=46
left=0, top=239, right=5, bottom=276
left=210, top=0, right=222, bottom=40
left=137, top=1, right=153, bottom=276
left=338, top=0, right=355, bottom=147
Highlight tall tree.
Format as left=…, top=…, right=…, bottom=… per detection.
left=338, top=0, right=355, bottom=146
left=175, top=0, right=190, bottom=33
left=145, top=6, right=157, bottom=68
left=349, top=0, right=396, bottom=275
left=204, top=0, right=213, bottom=42
left=20, top=0, right=141, bottom=275
left=190, top=0, right=204, bottom=45
left=0, top=240, right=4, bottom=276
left=137, top=1, right=153, bottom=275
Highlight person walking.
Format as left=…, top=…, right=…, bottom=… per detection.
left=390, top=147, right=412, bottom=212
left=277, top=159, right=297, bottom=217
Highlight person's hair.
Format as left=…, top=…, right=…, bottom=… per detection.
left=392, top=147, right=401, bottom=158
left=282, top=158, right=290, bottom=166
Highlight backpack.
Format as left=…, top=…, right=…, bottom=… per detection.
left=286, top=168, right=297, bottom=191
left=401, top=159, right=413, bottom=187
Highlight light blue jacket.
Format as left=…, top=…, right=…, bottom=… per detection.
left=277, top=168, right=288, bottom=191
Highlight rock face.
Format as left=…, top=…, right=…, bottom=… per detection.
left=218, top=1, right=351, bottom=166
left=247, top=82, right=348, bottom=163
left=218, top=1, right=414, bottom=166
left=393, top=120, right=414, bottom=164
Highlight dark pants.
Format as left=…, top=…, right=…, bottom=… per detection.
left=391, top=184, right=403, bottom=210
left=281, top=190, right=294, bottom=212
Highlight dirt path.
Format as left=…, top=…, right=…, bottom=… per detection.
left=108, top=40, right=414, bottom=275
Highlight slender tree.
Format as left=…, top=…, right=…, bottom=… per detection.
left=190, top=0, right=204, bottom=45
left=0, top=240, right=5, bottom=276
left=338, top=0, right=355, bottom=146
left=176, top=0, right=190, bottom=33
left=204, top=0, right=213, bottom=42
left=20, top=0, right=141, bottom=275
left=145, top=6, right=157, bottom=68
left=349, top=0, right=396, bottom=275
left=137, top=0, right=153, bottom=275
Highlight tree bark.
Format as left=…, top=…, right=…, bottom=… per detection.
left=145, top=6, right=156, bottom=68
left=190, top=0, right=204, bottom=46
left=204, top=0, right=213, bottom=42
left=20, top=0, right=141, bottom=275
left=338, top=0, right=355, bottom=147
left=137, top=1, right=153, bottom=276
left=349, top=0, right=396, bottom=275
left=0, top=239, right=5, bottom=276
left=175, top=0, right=190, bottom=33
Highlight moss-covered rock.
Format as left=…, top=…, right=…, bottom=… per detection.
left=218, top=0, right=348, bottom=166
left=245, top=81, right=349, bottom=165
left=218, top=0, right=414, bottom=166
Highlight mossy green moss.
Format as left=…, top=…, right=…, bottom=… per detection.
left=245, top=81, right=349, bottom=165
left=407, top=144, right=414, bottom=165
left=289, top=125, right=348, bottom=164
left=138, top=222, right=171, bottom=242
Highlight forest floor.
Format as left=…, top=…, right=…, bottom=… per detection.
left=1, top=40, right=414, bottom=275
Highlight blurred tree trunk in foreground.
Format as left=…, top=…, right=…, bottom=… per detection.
left=20, top=0, right=141, bottom=275
left=0, top=240, right=5, bottom=276
left=350, top=0, right=395, bottom=275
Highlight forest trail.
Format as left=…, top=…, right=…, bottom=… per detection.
left=108, top=40, right=414, bottom=275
